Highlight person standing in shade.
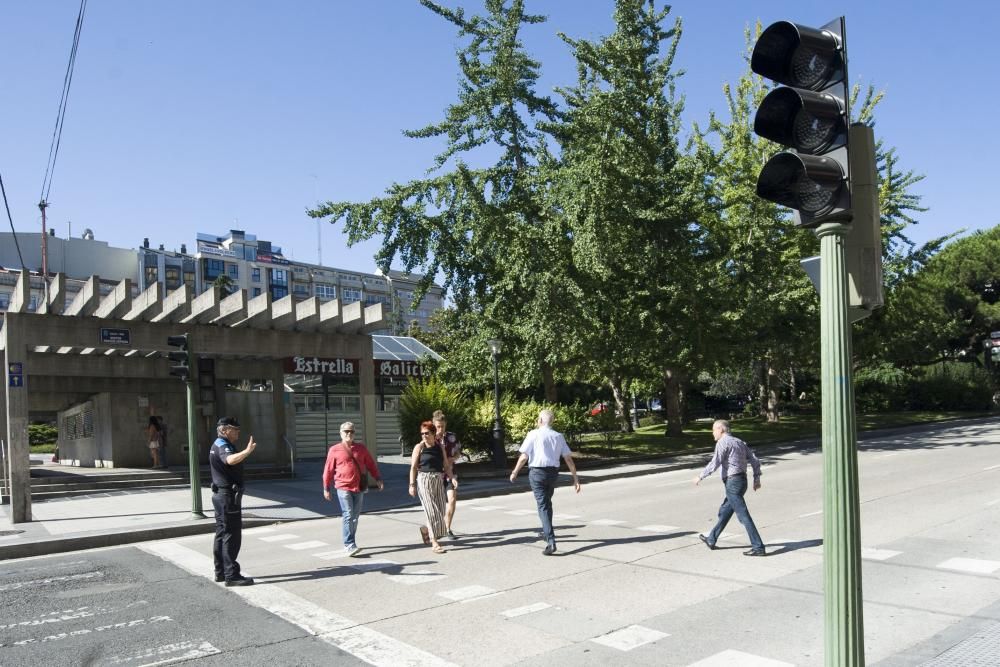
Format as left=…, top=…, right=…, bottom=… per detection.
left=509, top=409, right=581, bottom=556
left=210, top=416, right=257, bottom=586
left=146, top=416, right=163, bottom=469
left=433, top=410, right=462, bottom=540
left=409, top=421, right=455, bottom=554
left=323, top=422, right=383, bottom=557
left=694, top=419, right=766, bottom=556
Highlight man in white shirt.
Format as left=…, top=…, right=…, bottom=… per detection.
left=510, top=409, right=581, bottom=555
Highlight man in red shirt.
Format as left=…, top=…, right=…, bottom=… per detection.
left=322, top=421, right=383, bottom=556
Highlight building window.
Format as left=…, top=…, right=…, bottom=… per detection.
left=228, top=264, right=239, bottom=279
left=204, top=259, right=224, bottom=281
left=252, top=267, right=261, bottom=282
left=271, top=269, right=287, bottom=285
left=28, top=295, right=39, bottom=312
left=165, top=266, right=181, bottom=289
left=252, top=287, right=261, bottom=297
left=183, top=271, right=195, bottom=290
left=292, top=284, right=309, bottom=296
left=315, top=284, right=335, bottom=300
left=271, top=285, right=288, bottom=299
left=342, top=288, right=361, bottom=303
left=0, top=292, right=9, bottom=309
left=144, top=265, right=158, bottom=288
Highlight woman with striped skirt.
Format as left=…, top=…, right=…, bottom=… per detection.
left=408, top=420, right=457, bottom=554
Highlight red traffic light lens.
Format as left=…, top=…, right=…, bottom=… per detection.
left=751, top=21, right=843, bottom=91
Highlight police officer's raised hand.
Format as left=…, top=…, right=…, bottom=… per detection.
left=245, top=436, right=256, bottom=454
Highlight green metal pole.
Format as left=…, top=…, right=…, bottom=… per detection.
left=186, top=352, right=205, bottom=519
left=816, top=221, right=864, bottom=666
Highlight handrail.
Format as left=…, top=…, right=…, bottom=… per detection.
left=0, top=438, right=8, bottom=504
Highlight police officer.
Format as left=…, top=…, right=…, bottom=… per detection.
left=210, top=416, right=256, bottom=586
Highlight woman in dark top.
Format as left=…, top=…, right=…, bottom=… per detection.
left=408, top=420, right=456, bottom=554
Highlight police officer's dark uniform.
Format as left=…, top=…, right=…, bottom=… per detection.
left=210, top=416, right=254, bottom=586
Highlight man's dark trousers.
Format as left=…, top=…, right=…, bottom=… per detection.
left=529, top=467, right=559, bottom=549
left=706, top=474, right=764, bottom=551
left=212, top=489, right=243, bottom=580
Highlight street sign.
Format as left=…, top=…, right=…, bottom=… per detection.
left=8, top=372, right=23, bottom=387
left=991, top=331, right=1000, bottom=339
left=100, top=327, right=132, bottom=345
left=8, top=362, right=22, bottom=374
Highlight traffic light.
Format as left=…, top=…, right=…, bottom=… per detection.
left=751, top=17, right=851, bottom=228
left=167, top=334, right=192, bottom=381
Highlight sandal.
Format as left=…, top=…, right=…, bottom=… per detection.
left=420, top=526, right=430, bottom=545
left=431, top=545, right=446, bottom=554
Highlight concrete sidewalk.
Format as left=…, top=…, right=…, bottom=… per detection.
left=0, top=448, right=720, bottom=561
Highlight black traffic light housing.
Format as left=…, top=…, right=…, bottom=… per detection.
left=752, top=17, right=851, bottom=228
left=167, top=333, right=192, bottom=382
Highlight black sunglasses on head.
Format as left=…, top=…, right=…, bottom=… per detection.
left=421, top=431, right=434, bottom=436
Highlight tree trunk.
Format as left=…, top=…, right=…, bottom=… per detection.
left=766, top=361, right=780, bottom=423
left=662, top=367, right=685, bottom=436
left=541, top=360, right=557, bottom=404
left=789, top=364, right=798, bottom=406
left=608, top=376, right=632, bottom=433
left=756, top=359, right=767, bottom=418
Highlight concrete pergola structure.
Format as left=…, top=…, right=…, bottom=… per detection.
left=1, top=269, right=385, bottom=524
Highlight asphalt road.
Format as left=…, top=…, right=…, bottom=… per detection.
left=3, top=419, right=999, bottom=666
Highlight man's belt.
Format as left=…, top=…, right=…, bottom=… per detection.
left=211, top=483, right=243, bottom=493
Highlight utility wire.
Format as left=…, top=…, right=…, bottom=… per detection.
left=0, top=172, right=26, bottom=267
left=39, top=0, right=88, bottom=204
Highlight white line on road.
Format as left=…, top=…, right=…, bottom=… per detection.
left=108, top=639, right=221, bottom=666
left=589, top=519, right=626, bottom=526
left=504, top=509, right=536, bottom=516
left=686, top=649, right=795, bottom=666
left=636, top=525, right=679, bottom=533
left=139, top=542, right=456, bottom=666
left=500, top=602, right=552, bottom=618
left=987, top=499, right=1000, bottom=507
left=861, top=548, right=902, bottom=561
left=936, top=557, right=1000, bottom=575
left=798, top=510, right=822, bottom=518
left=258, top=534, right=300, bottom=543
left=590, top=624, right=668, bottom=651
left=385, top=570, right=447, bottom=586
left=984, top=464, right=1000, bottom=471
left=437, top=585, right=501, bottom=603
left=284, top=541, right=329, bottom=551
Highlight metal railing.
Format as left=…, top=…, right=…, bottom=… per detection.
left=284, top=435, right=296, bottom=478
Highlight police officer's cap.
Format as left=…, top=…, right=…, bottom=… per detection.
left=217, top=416, right=240, bottom=428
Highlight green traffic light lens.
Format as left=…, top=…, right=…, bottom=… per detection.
left=793, top=108, right=838, bottom=153
left=789, top=46, right=836, bottom=90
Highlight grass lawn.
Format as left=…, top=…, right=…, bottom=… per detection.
left=28, top=443, right=57, bottom=454
left=571, top=410, right=994, bottom=460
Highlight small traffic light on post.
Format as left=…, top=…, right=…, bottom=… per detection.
left=751, top=18, right=851, bottom=228
left=167, top=334, right=192, bottom=382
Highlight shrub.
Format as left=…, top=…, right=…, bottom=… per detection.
left=904, top=364, right=992, bottom=411
left=28, top=423, right=58, bottom=447
left=638, top=412, right=665, bottom=427
left=399, top=377, right=472, bottom=455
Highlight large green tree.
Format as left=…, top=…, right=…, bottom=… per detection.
left=310, top=0, right=578, bottom=400
left=548, top=0, right=708, bottom=433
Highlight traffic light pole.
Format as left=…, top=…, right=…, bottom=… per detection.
left=185, top=354, right=205, bottom=519
left=816, top=221, right=864, bottom=666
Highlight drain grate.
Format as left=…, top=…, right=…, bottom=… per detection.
left=0, top=530, right=24, bottom=537
left=923, top=622, right=1000, bottom=666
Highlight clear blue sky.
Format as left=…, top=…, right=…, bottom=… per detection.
left=2, top=1, right=996, bottom=277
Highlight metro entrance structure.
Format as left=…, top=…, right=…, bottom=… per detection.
left=1, top=269, right=438, bottom=524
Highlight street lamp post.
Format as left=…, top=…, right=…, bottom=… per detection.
left=487, top=339, right=505, bottom=467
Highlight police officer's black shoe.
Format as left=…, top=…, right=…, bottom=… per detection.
left=225, top=576, right=255, bottom=587
left=215, top=574, right=225, bottom=583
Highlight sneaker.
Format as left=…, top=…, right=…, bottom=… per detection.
left=225, top=576, right=255, bottom=587
left=743, top=548, right=767, bottom=557
left=698, top=534, right=716, bottom=551
left=542, top=543, right=556, bottom=556
left=347, top=546, right=362, bottom=557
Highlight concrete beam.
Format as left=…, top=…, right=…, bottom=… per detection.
left=64, top=275, right=101, bottom=317
left=232, top=292, right=272, bottom=329
left=212, top=289, right=248, bottom=326
left=271, top=295, right=295, bottom=330
left=8, top=269, right=29, bottom=313
left=151, top=285, right=192, bottom=323
left=361, top=302, right=385, bottom=334
left=294, top=297, right=319, bottom=332
left=37, top=273, right=66, bottom=315
left=317, top=299, right=342, bottom=333
left=94, top=279, right=133, bottom=319
left=181, top=286, right=222, bottom=324
left=124, top=282, right=163, bottom=321
left=339, top=301, right=363, bottom=334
